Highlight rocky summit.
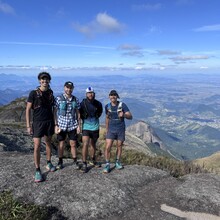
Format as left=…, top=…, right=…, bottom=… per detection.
left=0, top=125, right=220, bottom=219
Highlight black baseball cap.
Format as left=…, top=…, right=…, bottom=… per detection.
left=38, top=72, right=51, bottom=80
left=64, top=81, right=74, bottom=88
left=109, top=90, right=120, bottom=98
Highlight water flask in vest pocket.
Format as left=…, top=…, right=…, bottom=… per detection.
left=59, top=101, right=67, bottom=116
left=117, top=102, right=123, bottom=113
left=71, top=101, right=76, bottom=109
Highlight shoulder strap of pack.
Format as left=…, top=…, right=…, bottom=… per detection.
left=83, top=98, right=89, bottom=114
left=35, top=87, right=42, bottom=97
left=35, top=88, right=53, bottom=96
left=58, top=94, right=65, bottom=101
left=107, top=102, right=112, bottom=112
left=72, top=95, right=76, bottom=102
left=117, top=101, right=123, bottom=112
left=59, top=94, right=76, bottom=102
left=118, top=101, right=122, bottom=109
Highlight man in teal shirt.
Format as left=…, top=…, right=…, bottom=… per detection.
left=80, top=87, right=103, bottom=173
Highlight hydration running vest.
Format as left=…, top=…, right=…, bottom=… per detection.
left=58, top=94, right=77, bottom=116
left=33, top=87, right=54, bottom=110
left=106, top=101, right=123, bottom=119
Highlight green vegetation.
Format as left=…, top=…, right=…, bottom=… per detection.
left=0, top=191, right=48, bottom=220
left=194, top=151, right=220, bottom=174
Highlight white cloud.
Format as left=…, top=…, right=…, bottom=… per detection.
left=118, top=44, right=141, bottom=51
left=157, top=50, right=181, bottom=55
left=136, top=62, right=146, bottom=66
left=122, top=51, right=144, bottom=57
left=96, top=13, right=121, bottom=32
left=0, top=41, right=114, bottom=50
left=194, top=24, right=220, bottom=32
left=72, top=12, right=124, bottom=37
left=144, top=25, right=162, bottom=35
left=118, top=44, right=144, bottom=57
left=170, top=55, right=210, bottom=62
left=200, top=66, right=208, bottom=69
left=135, top=66, right=143, bottom=70
left=0, top=1, right=15, bottom=14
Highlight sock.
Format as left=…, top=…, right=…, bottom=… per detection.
left=58, top=158, right=63, bottom=164
left=116, top=157, right=120, bottom=162
left=36, top=167, right=41, bottom=172
left=73, top=157, right=77, bottom=162
left=47, top=160, right=51, bottom=164
left=106, top=160, right=110, bottom=165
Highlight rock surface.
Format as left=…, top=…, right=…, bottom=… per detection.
left=0, top=124, right=220, bottom=219
left=0, top=151, right=220, bottom=220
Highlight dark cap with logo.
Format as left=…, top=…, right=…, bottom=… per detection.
left=38, top=72, right=51, bottom=80
left=109, top=90, right=120, bottom=98
left=64, top=81, right=74, bottom=88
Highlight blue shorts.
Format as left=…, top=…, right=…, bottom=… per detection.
left=106, top=129, right=125, bottom=141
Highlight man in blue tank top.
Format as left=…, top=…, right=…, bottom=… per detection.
left=103, top=90, right=132, bottom=173
left=79, top=87, right=103, bottom=173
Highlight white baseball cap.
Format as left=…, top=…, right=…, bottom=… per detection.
left=86, top=87, right=94, bottom=93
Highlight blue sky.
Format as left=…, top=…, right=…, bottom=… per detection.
left=0, top=0, right=220, bottom=76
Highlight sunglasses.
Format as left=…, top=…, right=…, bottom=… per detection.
left=40, top=77, right=49, bottom=80
left=110, top=94, right=117, bottom=96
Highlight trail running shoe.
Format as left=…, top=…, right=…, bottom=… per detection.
left=34, top=171, right=43, bottom=183
left=73, top=161, right=80, bottom=170
left=46, top=162, right=56, bottom=172
left=103, top=164, right=110, bottom=174
left=115, top=161, right=124, bottom=170
left=56, top=163, right=64, bottom=170
left=80, top=163, right=88, bottom=173
left=88, top=160, right=101, bottom=168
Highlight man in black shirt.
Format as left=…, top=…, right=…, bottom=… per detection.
left=26, top=72, right=56, bottom=183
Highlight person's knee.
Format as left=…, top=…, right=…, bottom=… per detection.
left=34, top=144, right=41, bottom=152
left=105, top=145, right=112, bottom=152
left=117, top=144, right=123, bottom=148
left=70, top=140, right=77, bottom=148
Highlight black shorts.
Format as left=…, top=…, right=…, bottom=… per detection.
left=32, top=120, right=54, bottom=138
left=82, top=130, right=99, bottom=143
left=57, top=129, right=77, bottom=141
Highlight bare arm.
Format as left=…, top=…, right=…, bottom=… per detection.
left=76, top=109, right=81, bottom=134
left=26, top=102, right=33, bottom=134
left=105, top=115, right=109, bottom=133
left=53, top=108, right=58, bottom=125
left=124, top=111, right=132, bottom=120
left=118, top=110, right=133, bottom=120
